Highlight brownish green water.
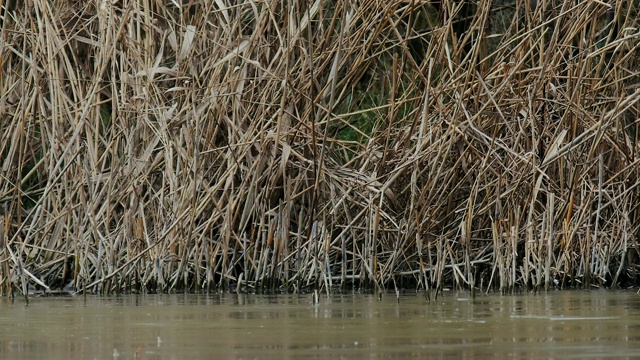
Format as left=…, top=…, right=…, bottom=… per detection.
left=1, top=290, right=639, bottom=359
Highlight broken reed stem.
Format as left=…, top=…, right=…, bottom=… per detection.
left=0, top=0, right=639, bottom=295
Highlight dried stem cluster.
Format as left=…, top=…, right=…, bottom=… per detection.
left=1, top=0, right=639, bottom=295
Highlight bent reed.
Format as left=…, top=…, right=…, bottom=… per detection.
left=1, top=0, right=639, bottom=295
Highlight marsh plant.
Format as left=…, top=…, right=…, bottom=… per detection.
left=0, top=0, right=639, bottom=295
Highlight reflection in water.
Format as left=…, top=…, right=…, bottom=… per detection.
left=0, top=290, right=639, bottom=359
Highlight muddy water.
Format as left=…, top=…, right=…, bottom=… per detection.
left=1, top=290, right=639, bottom=359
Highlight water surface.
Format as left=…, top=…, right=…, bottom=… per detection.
left=1, top=290, right=639, bottom=359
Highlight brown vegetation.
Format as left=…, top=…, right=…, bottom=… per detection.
left=1, top=0, right=640, bottom=295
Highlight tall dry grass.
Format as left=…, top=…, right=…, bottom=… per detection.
left=0, top=0, right=639, bottom=295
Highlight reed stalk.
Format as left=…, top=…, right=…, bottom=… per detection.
left=0, top=0, right=639, bottom=294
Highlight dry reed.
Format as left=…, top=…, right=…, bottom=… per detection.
left=0, top=0, right=639, bottom=295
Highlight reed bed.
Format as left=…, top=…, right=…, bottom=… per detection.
left=1, top=0, right=639, bottom=295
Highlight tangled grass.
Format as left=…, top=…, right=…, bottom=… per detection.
left=1, top=0, right=640, bottom=295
